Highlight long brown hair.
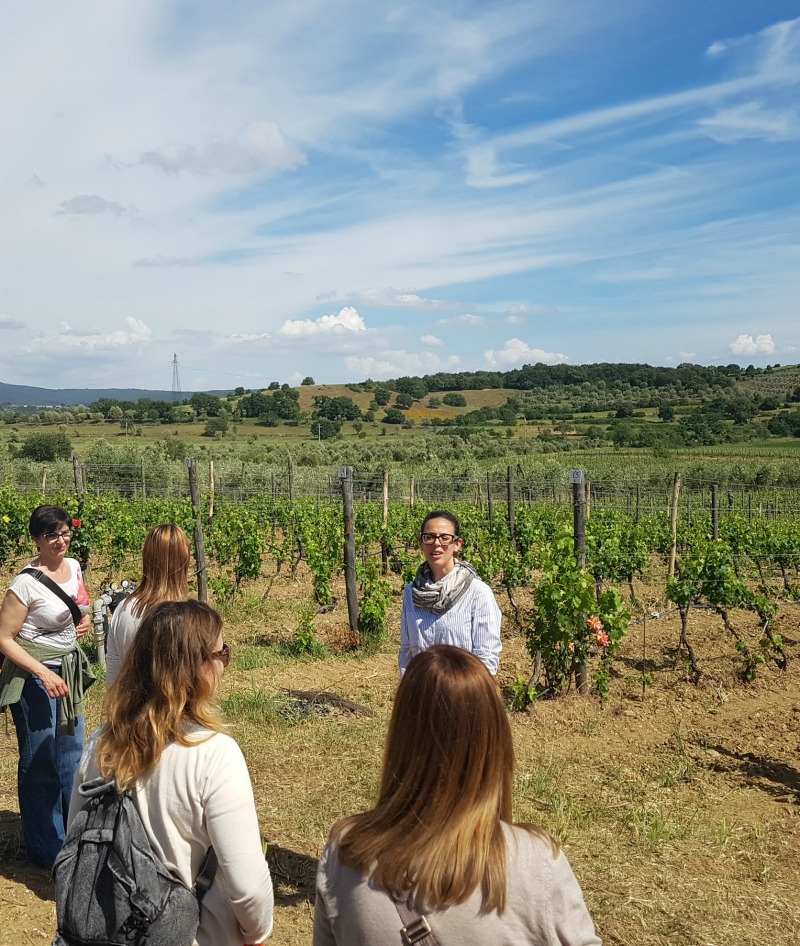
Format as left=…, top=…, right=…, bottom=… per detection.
left=129, top=524, right=191, bottom=618
left=332, top=645, right=555, bottom=913
left=97, top=600, right=226, bottom=790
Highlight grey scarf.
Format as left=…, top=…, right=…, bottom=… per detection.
left=411, top=560, right=477, bottom=614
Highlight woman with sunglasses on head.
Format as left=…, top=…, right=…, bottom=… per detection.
left=105, top=523, right=191, bottom=686
left=0, top=505, right=93, bottom=868
left=315, top=645, right=600, bottom=946
left=70, top=600, right=274, bottom=946
left=399, top=510, right=502, bottom=676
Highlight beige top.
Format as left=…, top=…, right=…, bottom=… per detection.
left=313, top=823, right=601, bottom=946
left=70, top=726, right=274, bottom=946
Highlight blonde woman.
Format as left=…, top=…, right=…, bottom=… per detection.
left=105, top=524, right=191, bottom=685
left=314, top=646, right=600, bottom=946
left=70, top=600, right=274, bottom=946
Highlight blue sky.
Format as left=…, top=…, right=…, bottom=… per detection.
left=1, top=1, right=798, bottom=392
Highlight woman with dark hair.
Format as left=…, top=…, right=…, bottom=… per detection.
left=0, top=505, right=93, bottom=868
left=70, top=600, right=274, bottom=946
left=399, top=509, right=502, bottom=675
left=105, top=523, right=191, bottom=685
left=314, top=646, right=600, bottom=945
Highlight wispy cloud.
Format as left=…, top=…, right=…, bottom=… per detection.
left=420, top=334, right=444, bottom=346
left=346, top=349, right=460, bottom=379
left=27, top=318, right=152, bottom=352
left=139, top=120, right=306, bottom=176
left=133, top=254, right=204, bottom=268
left=0, top=314, right=24, bottom=330
left=326, top=288, right=459, bottom=310
left=56, top=195, right=129, bottom=217
left=699, top=101, right=800, bottom=143
left=435, top=313, right=487, bottom=329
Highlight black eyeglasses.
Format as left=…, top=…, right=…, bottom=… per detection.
left=421, top=533, right=459, bottom=547
left=42, top=530, right=73, bottom=544
left=209, top=642, right=231, bottom=669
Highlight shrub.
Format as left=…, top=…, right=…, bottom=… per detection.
left=19, top=431, right=72, bottom=461
left=442, top=393, right=466, bottom=407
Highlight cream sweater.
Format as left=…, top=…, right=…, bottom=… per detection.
left=69, top=727, right=274, bottom=946
left=314, top=823, right=601, bottom=946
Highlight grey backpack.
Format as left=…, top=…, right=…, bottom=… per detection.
left=52, top=777, right=216, bottom=946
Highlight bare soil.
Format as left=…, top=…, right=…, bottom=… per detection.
left=1, top=568, right=798, bottom=946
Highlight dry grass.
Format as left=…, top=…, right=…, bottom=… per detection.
left=1, top=568, right=799, bottom=945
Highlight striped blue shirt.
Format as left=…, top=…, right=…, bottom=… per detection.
left=399, top=577, right=502, bottom=675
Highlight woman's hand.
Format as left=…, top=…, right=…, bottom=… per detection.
left=36, top=665, right=69, bottom=699
left=75, top=613, right=91, bottom=638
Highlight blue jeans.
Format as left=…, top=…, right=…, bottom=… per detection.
left=9, top=668, right=85, bottom=868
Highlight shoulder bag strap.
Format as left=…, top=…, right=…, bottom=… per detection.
left=393, top=899, right=442, bottom=946
left=194, top=846, right=218, bottom=903
left=20, top=568, right=83, bottom=626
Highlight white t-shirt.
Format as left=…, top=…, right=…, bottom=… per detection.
left=8, top=558, right=86, bottom=651
left=105, top=597, right=143, bottom=686
left=70, top=727, right=274, bottom=946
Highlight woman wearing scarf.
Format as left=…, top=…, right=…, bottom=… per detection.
left=399, top=510, right=502, bottom=676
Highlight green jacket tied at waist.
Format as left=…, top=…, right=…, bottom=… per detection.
left=0, top=640, right=96, bottom=736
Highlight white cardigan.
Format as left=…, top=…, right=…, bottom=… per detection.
left=70, top=727, right=274, bottom=946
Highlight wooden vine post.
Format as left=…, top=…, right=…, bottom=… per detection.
left=186, top=458, right=208, bottom=603
left=381, top=470, right=389, bottom=575
left=711, top=484, right=719, bottom=540
left=339, top=466, right=360, bottom=638
left=208, top=460, right=215, bottom=526
left=507, top=466, right=516, bottom=547
left=668, top=472, right=681, bottom=580
left=570, top=469, right=588, bottom=694
left=487, top=472, right=494, bottom=530
left=72, top=453, right=88, bottom=573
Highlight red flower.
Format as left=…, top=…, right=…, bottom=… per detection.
left=72, top=519, right=82, bottom=528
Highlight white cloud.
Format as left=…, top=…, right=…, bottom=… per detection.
left=345, top=349, right=460, bottom=379
left=699, top=102, right=799, bottom=143
left=278, top=306, right=367, bottom=338
left=28, top=317, right=152, bottom=352
left=139, top=120, right=306, bottom=176
left=729, top=333, right=777, bottom=355
left=435, top=313, right=487, bottom=328
left=0, top=314, right=25, bottom=330
left=420, top=334, right=444, bottom=346
left=596, top=267, right=675, bottom=283
left=133, top=255, right=204, bottom=268
left=329, top=288, right=457, bottom=309
left=483, top=338, right=567, bottom=367
left=214, top=332, right=272, bottom=347
left=56, top=195, right=129, bottom=217
left=679, top=351, right=697, bottom=360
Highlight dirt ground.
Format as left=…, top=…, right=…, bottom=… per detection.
left=1, top=569, right=798, bottom=946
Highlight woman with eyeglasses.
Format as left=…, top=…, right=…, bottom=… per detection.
left=70, top=600, right=274, bottom=946
left=0, top=505, right=93, bottom=868
left=105, top=523, right=191, bottom=686
left=399, top=510, right=502, bottom=676
left=314, top=646, right=600, bottom=946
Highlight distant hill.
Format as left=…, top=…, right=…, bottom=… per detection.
left=0, top=382, right=229, bottom=407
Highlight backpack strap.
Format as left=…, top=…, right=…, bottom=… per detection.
left=20, top=568, right=83, bottom=626
left=195, top=847, right=218, bottom=903
left=79, top=776, right=218, bottom=902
